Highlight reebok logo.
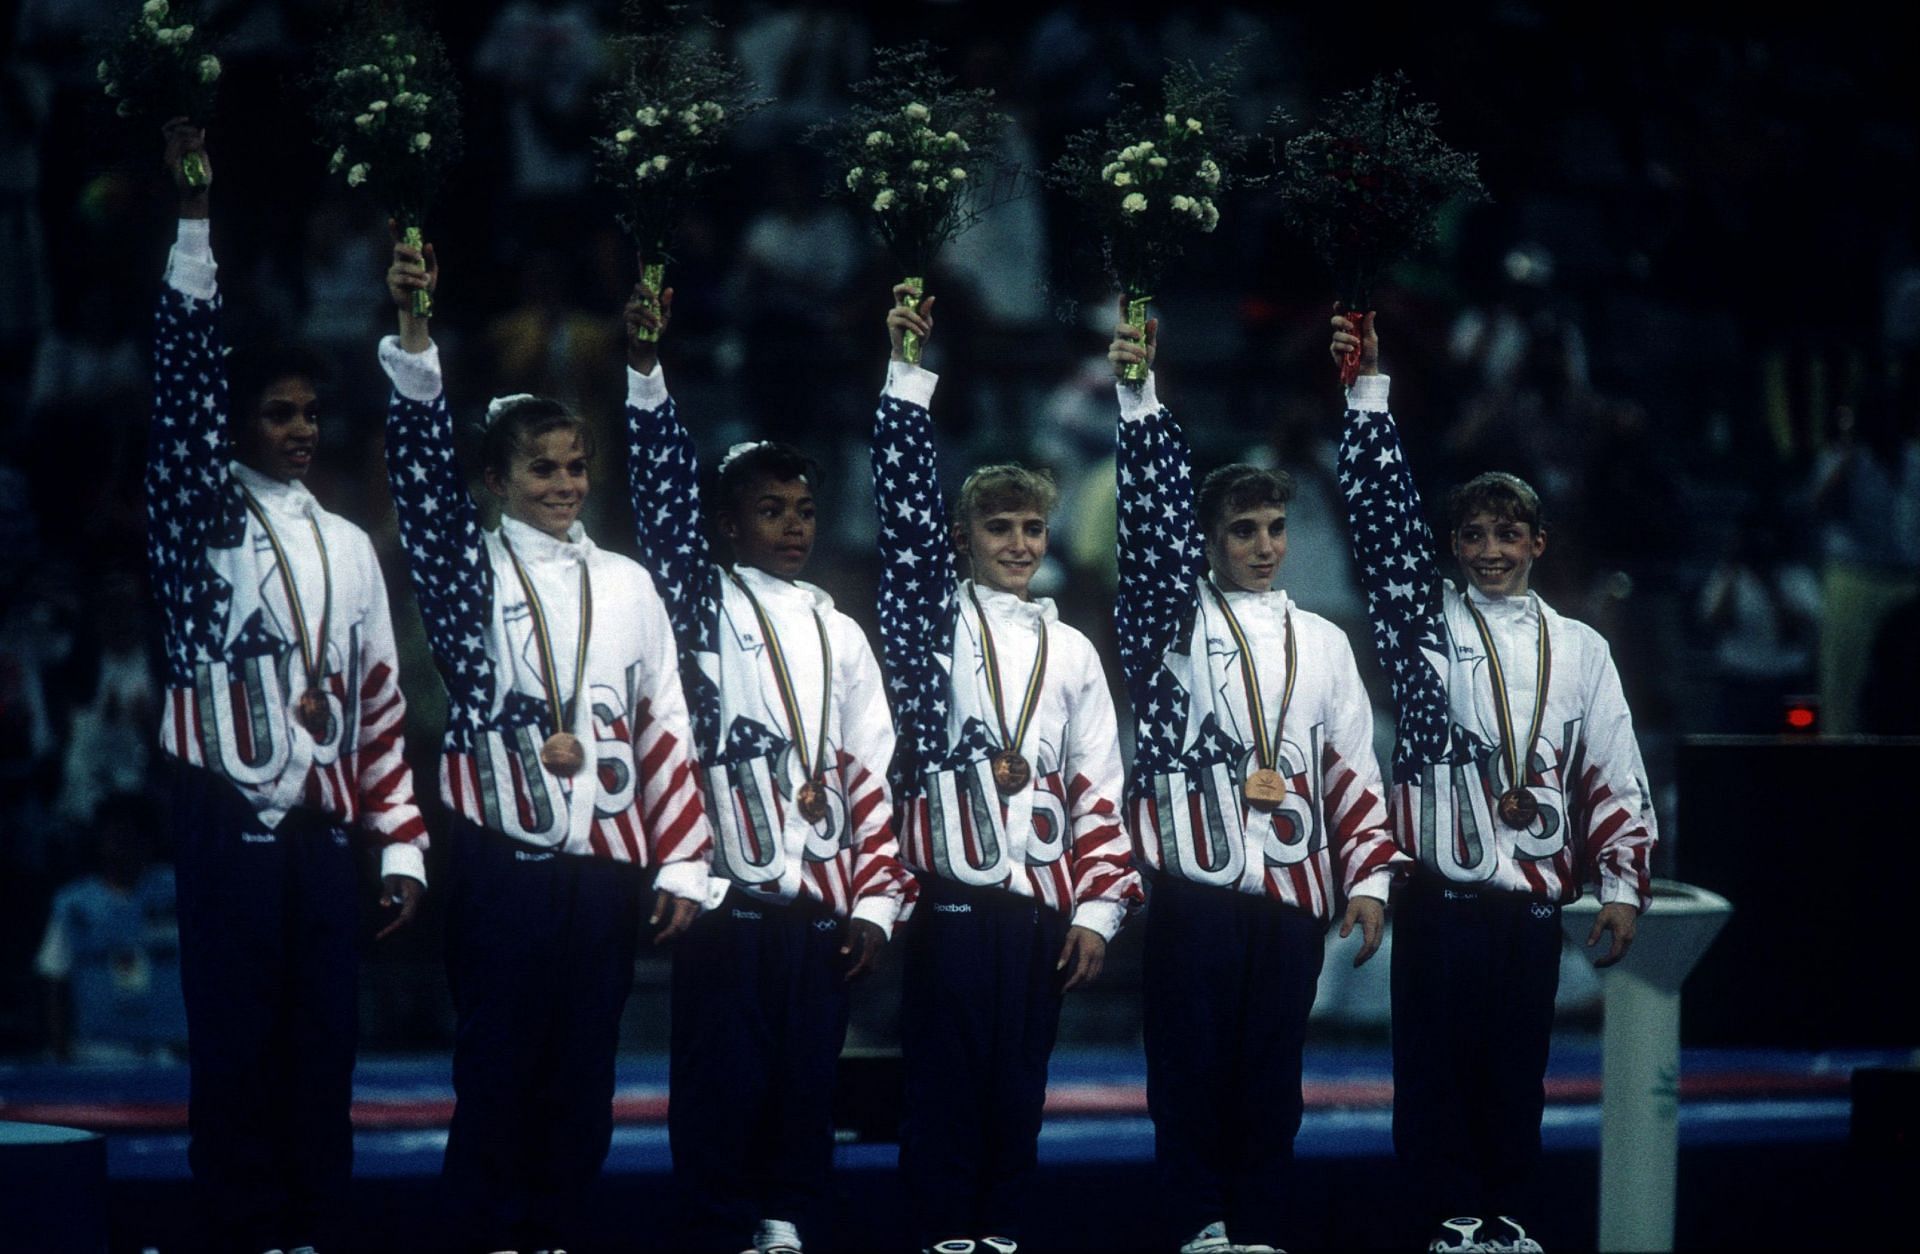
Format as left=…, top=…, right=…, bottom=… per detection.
left=241, top=833, right=277, bottom=844
left=514, top=850, right=556, bottom=863
left=1442, top=888, right=1476, bottom=901
left=933, top=902, right=972, bottom=914
left=731, top=908, right=764, bottom=920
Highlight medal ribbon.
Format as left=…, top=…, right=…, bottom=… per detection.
left=239, top=487, right=332, bottom=695
left=502, top=537, right=593, bottom=738
left=967, top=585, right=1048, bottom=762
left=1205, top=577, right=1296, bottom=772
left=1463, top=596, right=1551, bottom=794
left=730, top=572, right=834, bottom=784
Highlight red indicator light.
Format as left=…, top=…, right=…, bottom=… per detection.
left=1785, top=707, right=1816, bottom=730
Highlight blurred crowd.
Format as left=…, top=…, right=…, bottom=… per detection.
left=3, top=1, right=1916, bottom=1057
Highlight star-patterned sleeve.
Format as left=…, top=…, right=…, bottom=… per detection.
left=1334, top=374, right=1452, bottom=768
left=378, top=336, right=497, bottom=747
left=1060, top=645, right=1145, bottom=940
left=147, top=221, right=240, bottom=681
left=1318, top=629, right=1406, bottom=902
left=1113, top=371, right=1205, bottom=704
left=871, top=360, right=960, bottom=794
left=623, top=364, right=716, bottom=648
left=837, top=625, right=918, bottom=935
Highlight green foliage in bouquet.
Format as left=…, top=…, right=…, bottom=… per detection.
left=96, top=0, right=222, bottom=181
left=310, top=4, right=464, bottom=234
left=1050, top=57, right=1263, bottom=301
left=1277, top=72, right=1488, bottom=310
left=809, top=43, right=1007, bottom=278
left=592, top=7, right=765, bottom=265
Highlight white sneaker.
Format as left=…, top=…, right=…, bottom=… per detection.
left=1429, top=1216, right=1494, bottom=1253
left=926, top=1243, right=977, bottom=1254
left=980, top=1239, right=1019, bottom=1254
left=1487, top=1217, right=1543, bottom=1253
left=1233, top=1245, right=1284, bottom=1254
left=1181, top=1221, right=1232, bottom=1253
left=756, top=1218, right=804, bottom=1253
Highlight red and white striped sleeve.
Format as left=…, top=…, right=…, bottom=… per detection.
left=835, top=623, right=917, bottom=935
left=1062, top=643, right=1145, bottom=940
left=354, top=539, right=429, bottom=884
left=1319, top=628, right=1408, bottom=903
left=628, top=568, right=713, bottom=902
left=1574, top=643, right=1657, bottom=912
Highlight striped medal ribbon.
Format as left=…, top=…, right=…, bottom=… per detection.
left=1463, top=595, right=1551, bottom=830
left=503, top=537, right=593, bottom=778
left=730, top=572, right=835, bottom=824
left=967, top=585, right=1048, bottom=795
left=239, top=487, right=333, bottom=740
left=1205, top=576, right=1296, bottom=813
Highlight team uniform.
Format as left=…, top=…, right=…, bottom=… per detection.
left=873, top=359, right=1144, bottom=1251
left=624, top=363, right=916, bottom=1253
left=1336, top=373, right=1657, bottom=1234
left=379, top=338, right=712, bottom=1252
left=148, top=219, right=427, bottom=1253
left=1113, top=373, right=1408, bottom=1250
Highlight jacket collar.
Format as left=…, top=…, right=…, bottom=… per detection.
left=230, top=460, right=319, bottom=520
left=964, top=577, right=1059, bottom=626
left=1208, top=573, right=1293, bottom=617
left=498, top=513, right=593, bottom=566
left=731, top=562, right=835, bottom=615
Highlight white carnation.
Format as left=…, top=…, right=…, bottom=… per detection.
left=634, top=163, right=651, bottom=181
left=1186, top=117, right=1203, bottom=133
left=369, top=100, right=387, bottom=113
left=949, top=167, right=966, bottom=180
left=615, top=128, right=636, bottom=144
left=334, top=68, right=352, bottom=83
left=347, top=163, right=369, bottom=188
left=933, top=177, right=949, bottom=191
left=910, top=159, right=928, bottom=173
left=410, top=132, right=432, bottom=153
left=904, top=102, right=930, bottom=122
left=1199, top=198, right=1219, bottom=232
left=354, top=113, right=375, bottom=131
left=97, top=60, right=111, bottom=84
left=846, top=166, right=864, bottom=189
left=163, top=24, right=194, bottom=46
left=116, top=100, right=133, bottom=117
left=104, top=80, right=120, bottom=98
left=1137, top=141, right=1155, bottom=153
left=405, top=54, right=417, bottom=67
left=143, top=0, right=169, bottom=21
left=700, top=101, right=724, bottom=121
left=635, top=106, right=659, bottom=127
left=651, top=155, right=669, bottom=171
left=1148, top=156, right=1168, bottom=169
left=872, top=189, right=896, bottom=211
left=1101, top=162, right=1120, bottom=181
left=1164, top=112, right=1177, bottom=127
left=409, top=94, right=432, bottom=109
left=1112, top=170, right=1133, bottom=187
left=865, top=130, right=889, bottom=148
left=1171, top=194, right=1194, bottom=213
left=1199, top=159, right=1221, bottom=187
left=1121, top=192, right=1148, bottom=214
left=328, top=146, right=346, bottom=173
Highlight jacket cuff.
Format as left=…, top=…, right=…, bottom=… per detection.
left=851, top=893, right=902, bottom=940
left=378, top=335, right=444, bottom=403
left=653, top=858, right=709, bottom=904
left=1599, top=875, right=1644, bottom=910
left=627, top=362, right=668, bottom=411
left=1346, top=372, right=1391, bottom=413
left=1116, top=371, right=1162, bottom=422
left=1349, top=868, right=1394, bottom=904
left=884, top=359, right=939, bottom=409
left=379, top=840, right=427, bottom=888
left=165, top=218, right=218, bottom=302
left=1069, top=899, right=1126, bottom=943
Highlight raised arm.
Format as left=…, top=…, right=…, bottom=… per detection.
left=1109, top=303, right=1206, bottom=701
left=871, top=283, right=958, bottom=788
left=378, top=235, right=500, bottom=739
left=1330, top=313, right=1452, bottom=767
left=147, top=121, right=239, bottom=670
left=621, top=269, right=717, bottom=644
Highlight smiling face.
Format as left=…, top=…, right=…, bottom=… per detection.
left=959, top=509, right=1049, bottom=598
left=1452, top=511, right=1546, bottom=597
left=721, top=475, right=816, bottom=579
left=233, top=374, right=319, bottom=482
left=1207, top=504, right=1289, bottom=593
left=485, top=428, right=589, bottom=539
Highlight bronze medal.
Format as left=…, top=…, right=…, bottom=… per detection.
left=540, top=732, right=586, bottom=778
left=1498, top=787, right=1538, bottom=829
left=1243, top=766, right=1288, bottom=812
left=296, top=688, right=332, bottom=738
left=991, top=749, right=1032, bottom=795
left=796, top=777, right=830, bottom=824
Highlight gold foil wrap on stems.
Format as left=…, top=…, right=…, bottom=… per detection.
left=403, top=225, right=432, bottom=319
left=181, top=151, right=209, bottom=190
left=900, top=276, right=926, bottom=365
left=634, top=261, right=666, bottom=344
left=1123, top=293, right=1152, bottom=385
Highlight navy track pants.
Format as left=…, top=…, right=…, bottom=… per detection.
left=440, top=818, right=644, bottom=1252
left=1391, top=875, right=1562, bottom=1229
left=669, top=887, right=854, bottom=1252
left=898, top=877, right=1069, bottom=1249
left=1142, top=874, right=1327, bottom=1249
left=172, top=766, right=359, bottom=1254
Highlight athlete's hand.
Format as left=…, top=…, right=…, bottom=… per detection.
left=1587, top=901, right=1638, bottom=968
left=625, top=252, right=673, bottom=373
left=375, top=875, right=423, bottom=941
left=840, top=918, right=887, bottom=981
left=1339, top=895, right=1386, bottom=967
left=1057, top=925, right=1107, bottom=991
left=1330, top=309, right=1379, bottom=377
left=162, top=117, right=210, bottom=214
left=887, top=282, right=935, bottom=361
left=1108, top=295, right=1158, bottom=378
left=650, top=889, right=699, bottom=946
left=386, top=223, right=438, bottom=305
